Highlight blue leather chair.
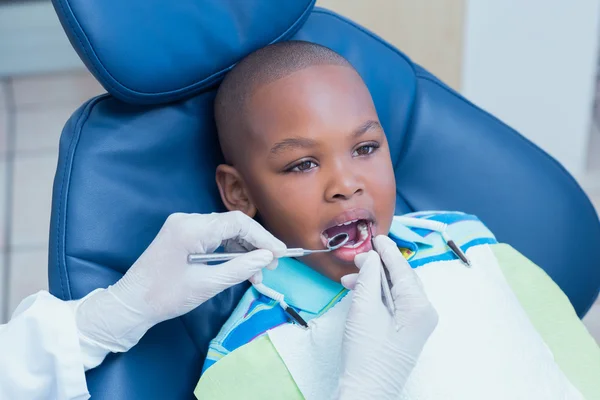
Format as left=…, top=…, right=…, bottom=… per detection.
left=50, top=1, right=600, bottom=398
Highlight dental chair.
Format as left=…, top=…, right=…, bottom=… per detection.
left=49, top=1, right=600, bottom=398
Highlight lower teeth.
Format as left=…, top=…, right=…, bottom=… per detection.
left=345, top=221, right=369, bottom=248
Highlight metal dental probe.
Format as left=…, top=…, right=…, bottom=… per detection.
left=369, top=225, right=396, bottom=317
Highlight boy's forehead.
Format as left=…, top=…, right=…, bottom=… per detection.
left=244, top=64, right=377, bottom=149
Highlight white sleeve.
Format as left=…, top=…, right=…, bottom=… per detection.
left=0, top=291, right=90, bottom=400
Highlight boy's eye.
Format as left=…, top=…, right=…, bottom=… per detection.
left=353, top=143, right=379, bottom=156
left=289, top=160, right=318, bottom=172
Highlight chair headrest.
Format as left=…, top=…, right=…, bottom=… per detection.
left=52, top=0, right=316, bottom=104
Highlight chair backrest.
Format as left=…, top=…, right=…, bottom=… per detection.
left=50, top=1, right=600, bottom=398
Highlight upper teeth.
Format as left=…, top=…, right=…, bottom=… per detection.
left=338, top=219, right=358, bottom=227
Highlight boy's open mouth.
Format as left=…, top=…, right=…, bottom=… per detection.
left=322, top=219, right=370, bottom=248
left=321, top=214, right=375, bottom=263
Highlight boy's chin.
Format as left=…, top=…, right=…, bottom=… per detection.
left=303, top=249, right=369, bottom=283
left=325, top=264, right=360, bottom=284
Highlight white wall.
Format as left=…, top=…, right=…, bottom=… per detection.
left=318, top=0, right=465, bottom=90
left=0, top=1, right=84, bottom=77
left=462, top=0, right=600, bottom=180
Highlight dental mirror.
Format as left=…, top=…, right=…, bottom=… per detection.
left=326, top=233, right=350, bottom=250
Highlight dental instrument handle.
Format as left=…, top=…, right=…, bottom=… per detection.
left=380, top=266, right=395, bottom=317
left=283, top=248, right=311, bottom=258
left=187, top=248, right=323, bottom=264
left=188, top=252, right=245, bottom=263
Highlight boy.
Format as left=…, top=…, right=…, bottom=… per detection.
left=195, top=41, right=599, bottom=399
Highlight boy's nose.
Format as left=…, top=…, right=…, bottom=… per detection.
left=324, top=164, right=365, bottom=202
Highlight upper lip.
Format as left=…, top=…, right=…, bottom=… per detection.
left=321, top=208, right=375, bottom=235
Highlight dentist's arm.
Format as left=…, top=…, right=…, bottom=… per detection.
left=0, top=211, right=285, bottom=400
left=337, top=235, right=438, bottom=400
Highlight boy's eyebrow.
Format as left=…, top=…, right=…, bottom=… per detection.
left=269, top=120, right=381, bottom=157
left=270, top=137, right=317, bottom=156
left=354, top=120, right=382, bottom=137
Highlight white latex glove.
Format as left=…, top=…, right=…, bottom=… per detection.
left=71, top=211, right=286, bottom=368
left=337, top=235, right=438, bottom=400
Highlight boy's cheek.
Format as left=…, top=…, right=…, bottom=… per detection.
left=255, top=205, right=318, bottom=248
left=256, top=189, right=321, bottom=233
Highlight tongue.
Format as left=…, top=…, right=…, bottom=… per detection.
left=324, top=221, right=359, bottom=243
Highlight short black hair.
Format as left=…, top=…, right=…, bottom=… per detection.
left=215, top=40, right=352, bottom=164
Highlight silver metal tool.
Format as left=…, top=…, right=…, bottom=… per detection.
left=187, top=232, right=350, bottom=264
left=369, top=225, right=396, bottom=317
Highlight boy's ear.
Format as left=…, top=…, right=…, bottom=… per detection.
left=215, top=164, right=257, bottom=217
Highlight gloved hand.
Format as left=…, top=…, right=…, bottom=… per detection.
left=337, top=235, right=438, bottom=400
left=71, top=211, right=286, bottom=368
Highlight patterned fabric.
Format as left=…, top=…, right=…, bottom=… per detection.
left=392, top=211, right=497, bottom=267
left=202, top=211, right=497, bottom=373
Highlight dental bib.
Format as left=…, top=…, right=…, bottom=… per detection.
left=267, top=244, right=583, bottom=400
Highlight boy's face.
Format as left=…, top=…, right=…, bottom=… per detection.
left=217, top=64, right=396, bottom=282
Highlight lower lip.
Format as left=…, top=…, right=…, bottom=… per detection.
left=330, top=224, right=373, bottom=263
